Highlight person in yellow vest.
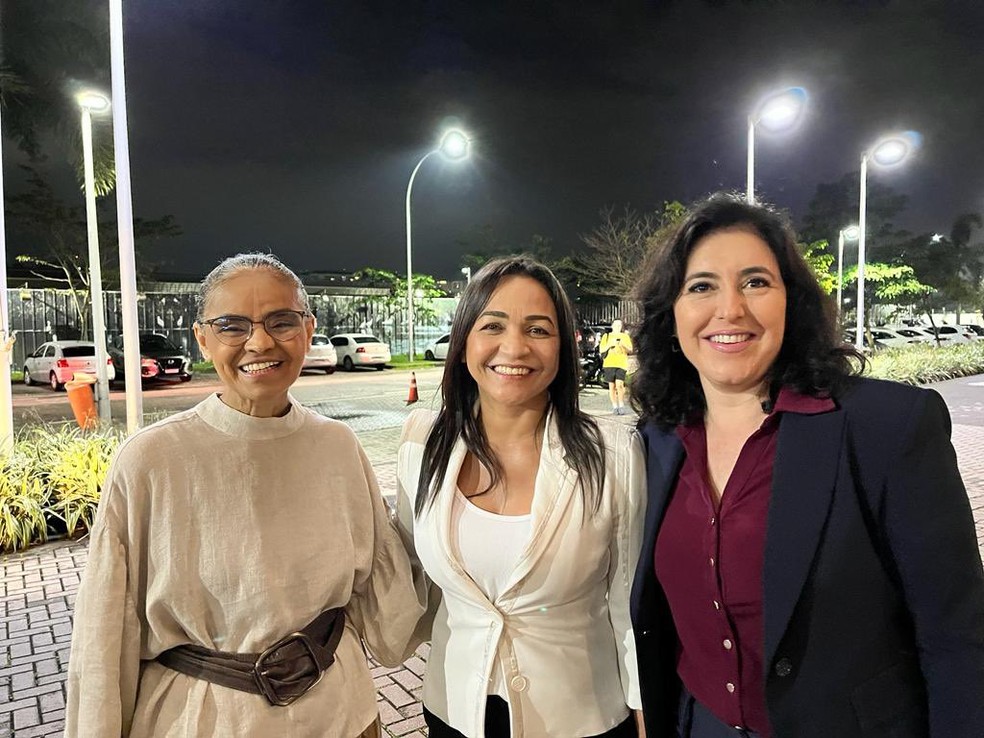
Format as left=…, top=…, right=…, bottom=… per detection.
left=600, top=318, right=633, bottom=415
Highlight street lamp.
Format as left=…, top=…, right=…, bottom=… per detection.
left=461, top=266, right=472, bottom=284
left=405, top=128, right=470, bottom=361
left=0, top=99, right=14, bottom=453
left=855, top=130, right=921, bottom=351
left=77, top=91, right=112, bottom=422
left=747, top=86, right=807, bottom=204
left=836, top=225, right=859, bottom=320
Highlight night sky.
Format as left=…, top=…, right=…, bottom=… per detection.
left=5, top=0, right=984, bottom=280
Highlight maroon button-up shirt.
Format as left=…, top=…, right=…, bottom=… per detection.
left=654, top=388, right=835, bottom=736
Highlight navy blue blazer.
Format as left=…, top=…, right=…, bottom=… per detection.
left=630, top=378, right=984, bottom=738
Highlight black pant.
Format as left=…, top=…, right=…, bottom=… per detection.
left=424, top=697, right=638, bottom=738
left=676, top=688, right=763, bottom=738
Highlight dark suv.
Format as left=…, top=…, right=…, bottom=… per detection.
left=109, top=333, right=194, bottom=383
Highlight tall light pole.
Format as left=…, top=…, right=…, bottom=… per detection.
left=836, top=225, right=859, bottom=320
left=855, top=131, right=921, bottom=351
left=461, top=266, right=472, bottom=284
left=0, top=99, right=14, bottom=454
left=747, top=86, right=807, bottom=204
left=77, top=92, right=113, bottom=423
left=405, top=128, right=469, bottom=361
left=109, top=0, right=144, bottom=432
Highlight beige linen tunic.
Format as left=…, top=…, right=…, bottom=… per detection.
left=66, top=394, right=426, bottom=738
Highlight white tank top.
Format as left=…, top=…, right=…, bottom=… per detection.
left=451, top=488, right=533, bottom=699
left=451, top=488, right=532, bottom=603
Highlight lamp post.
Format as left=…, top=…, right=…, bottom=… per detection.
left=405, top=128, right=469, bottom=361
left=109, top=0, right=144, bottom=432
left=77, top=91, right=113, bottom=422
left=836, top=225, right=859, bottom=320
left=747, top=86, right=807, bottom=204
left=0, top=100, right=14, bottom=454
left=461, top=266, right=472, bottom=284
left=855, top=131, right=921, bottom=351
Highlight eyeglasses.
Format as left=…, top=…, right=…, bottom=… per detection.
left=198, top=310, right=310, bottom=346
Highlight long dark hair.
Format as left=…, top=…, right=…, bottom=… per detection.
left=631, top=192, right=862, bottom=428
left=415, top=256, right=605, bottom=517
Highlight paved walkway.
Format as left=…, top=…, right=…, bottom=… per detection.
left=2, top=382, right=982, bottom=737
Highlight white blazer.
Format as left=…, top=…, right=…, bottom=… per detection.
left=395, top=408, right=646, bottom=738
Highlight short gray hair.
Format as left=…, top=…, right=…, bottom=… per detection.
left=196, top=252, right=310, bottom=319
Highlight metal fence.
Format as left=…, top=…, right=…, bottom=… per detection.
left=4, top=288, right=462, bottom=367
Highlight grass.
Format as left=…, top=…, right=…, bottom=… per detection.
left=388, top=354, right=443, bottom=370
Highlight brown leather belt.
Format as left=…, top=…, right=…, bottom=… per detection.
left=156, top=607, right=345, bottom=706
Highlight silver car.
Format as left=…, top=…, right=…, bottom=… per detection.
left=23, top=340, right=117, bottom=391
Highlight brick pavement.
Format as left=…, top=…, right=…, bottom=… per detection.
left=2, top=387, right=983, bottom=737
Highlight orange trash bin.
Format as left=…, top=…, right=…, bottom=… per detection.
left=65, top=372, right=98, bottom=430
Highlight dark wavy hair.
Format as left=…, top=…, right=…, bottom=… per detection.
left=415, top=256, right=605, bottom=517
left=630, top=192, right=862, bottom=428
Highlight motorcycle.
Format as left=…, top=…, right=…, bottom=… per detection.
left=578, top=348, right=606, bottom=389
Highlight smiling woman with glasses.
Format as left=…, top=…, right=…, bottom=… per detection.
left=66, top=253, right=427, bottom=738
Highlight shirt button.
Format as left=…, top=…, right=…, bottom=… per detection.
left=726, top=682, right=735, bottom=693
left=709, top=557, right=715, bottom=567
left=713, top=600, right=720, bottom=610
left=710, top=516, right=716, bottom=525
left=723, top=639, right=733, bottom=650
left=510, top=675, right=529, bottom=692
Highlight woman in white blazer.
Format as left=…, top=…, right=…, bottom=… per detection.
left=395, top=256, right=646, bottom=738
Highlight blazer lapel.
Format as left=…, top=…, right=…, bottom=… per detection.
left=763, top=409, right=846, bottom=666
left=630, top=423, right=684, bottom=623
left=436, top=438, right=497, bottom=605
left=499, top=414, right=578, bottom=595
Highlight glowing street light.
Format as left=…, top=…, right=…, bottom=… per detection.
left=405, top=128, right=470, bottom=361
left=855, top=130, right=922, bottom=350
left=836, top=225, right=860, bottom=319
left=461, top=266, right=472, bottom=284
left=77, top=91, right=113, bottom=422
left=747, top=86, right=807, bottom=204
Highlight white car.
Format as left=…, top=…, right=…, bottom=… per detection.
left=23, top=340, right=117, bottom=391
left=844, top=328, right=925, bottom=350
left=303, top=334, right=337, bottom=373
left=958, top=324, right=984, bottom=341
left=329, top=333, right=391, bottom=371
left=911, top=325, right=973, bottom=345
left=424, top=333, right=450, bottom=361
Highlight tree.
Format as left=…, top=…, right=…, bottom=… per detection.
left=457, top=230, right=557, bottom=272
left=1, top=0, right=117, bottom=194
left=351, top=267, right=447, bottom=328
left=900, top=214, right=984, bottom=316
left=5, top=167, right=181, bottom=338
left=841, top=262, right=934, bottom=337
left=570, top=201, right=688, bottom=298
left=799, top=240, right=836, bottom=295
left=800, top=173, right=910, bottom=264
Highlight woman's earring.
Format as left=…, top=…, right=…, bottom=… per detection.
left=670, top=335, right=681, bottom=353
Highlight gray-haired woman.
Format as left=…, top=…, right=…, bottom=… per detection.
left=66, top=253, right=426, bottom=737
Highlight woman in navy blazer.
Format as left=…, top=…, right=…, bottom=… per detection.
left=628, top=193, right=984, bottom=738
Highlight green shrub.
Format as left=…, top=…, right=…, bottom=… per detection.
left=0, top=424, right=122, bottom=553
left=865, top=341, right=984, bottom=385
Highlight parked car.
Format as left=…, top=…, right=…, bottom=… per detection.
left=424, top=333, right=450, bottom=361
left=911, top=325, right=973, bottom=345
left=844, top=328, right=924, bottom=350
left=108, top=333, right=194, bottom=383
left=304, top=334, right=338, bottom=373
left=958, top=324, right=984, bottom=341
left=330, top=334, right=391, bottom=371
left=23, top=341, right=116, bottom=391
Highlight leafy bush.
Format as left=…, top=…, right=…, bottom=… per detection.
left=865, top=341, right=984, bottom=385
left=0, top=425, right=122, bottom=553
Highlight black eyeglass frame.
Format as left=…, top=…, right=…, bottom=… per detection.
left=197, top=309, right=312, bottom=346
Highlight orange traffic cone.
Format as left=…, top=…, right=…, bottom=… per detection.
left=405, top=372, right=419, bottom=405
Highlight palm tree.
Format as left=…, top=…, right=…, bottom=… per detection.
left=1, top=0, right=116, bottom=194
